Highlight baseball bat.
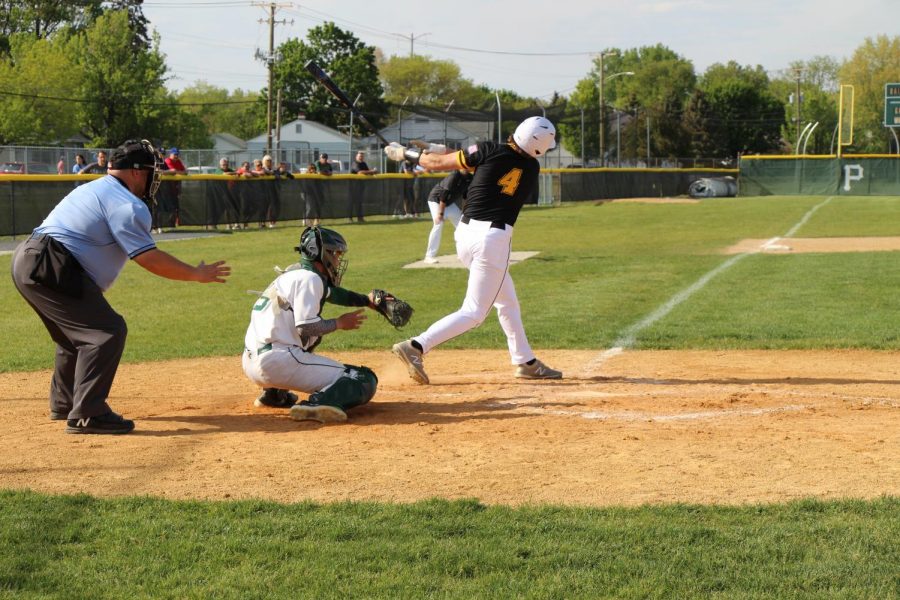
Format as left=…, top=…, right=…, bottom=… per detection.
left=304, top=59, right=390, bottom=147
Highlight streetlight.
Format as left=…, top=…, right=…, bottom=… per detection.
left=597, top=51, right=617, bottom=166
left=597, top=48, right=633, bottom=165
left=599, top=68, right=635, bottom=166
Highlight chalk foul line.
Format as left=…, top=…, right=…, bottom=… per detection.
left=583, top=196, right=835, bottom=375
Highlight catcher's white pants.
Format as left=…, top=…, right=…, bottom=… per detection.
left=414, top=217, right=534, bottom=365
left=424, top=201, right=463, bottom=259
left=242, top=343, right=345, bottom=394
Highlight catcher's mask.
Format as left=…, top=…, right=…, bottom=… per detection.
left=109, top=139, right=162, bottom=204
left=296, top=226, right=348, bottom=286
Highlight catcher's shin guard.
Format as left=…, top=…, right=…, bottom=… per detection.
left=307, top=365, right=377, bottom=411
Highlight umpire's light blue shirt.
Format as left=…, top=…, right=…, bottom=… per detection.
left=33, top=175, right=156, bottom=291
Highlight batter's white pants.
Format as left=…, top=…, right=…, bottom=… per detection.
left=414, top=218, right=534, bottom=365
left=424, top=201, right=463, bottom=259
left=242, top=343, right=345, bottom=394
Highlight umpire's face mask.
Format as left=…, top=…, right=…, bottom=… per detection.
left=140, top=140, right=162, bottom=205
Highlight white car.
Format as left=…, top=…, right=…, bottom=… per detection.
left=185, top=166, right=219, bottom=174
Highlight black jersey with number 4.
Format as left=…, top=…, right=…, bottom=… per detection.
left=457, top=141, right=539, bottom=227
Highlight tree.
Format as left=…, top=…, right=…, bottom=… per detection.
left=67, top=10, right=171, bottom=146
left=0, top=33, right=82, bottom=144
left=558, top=77, right=600, bottom=161
left=177, top=82, right=262, bottom=141
left=0, top=1, right=149, bottom=56
left=683, top=62, right=784, bottom=159
left=272, top=22, right=387, bottom=135
left=770, top=57, right=840, bottom=154
left=0, top=1, right=100, bottom=51
left=378, top=54, right=482, bottom=107
left=559, top=45, right=695, bottom=163
left=615, top=45, right=696, bottom=161
left=838, top=35, right=900, bottom=153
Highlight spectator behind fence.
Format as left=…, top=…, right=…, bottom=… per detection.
left=57, top=156, right=65, bottom=175
left=309, top=154, right=333, bottom=226
left=72, top=154, right=87, bottom=174
left=233, top=161, right=259, bottom=230
left=80, top=151, right=108, bottom=175
left=163, top=148, right=186, bottom=229
left=261, top=155, right=275, bottom=175
left=218, top=157, right=235, bottom=174
left=349, top=151, right=377, bottom=223
left=302, top=163, right=319, bottom=226
left=267, top=160, right=294, bottom=228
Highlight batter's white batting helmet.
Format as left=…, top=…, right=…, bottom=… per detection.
left=513, top=116, right=556, bottom=158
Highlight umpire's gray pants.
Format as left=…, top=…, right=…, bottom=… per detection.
left=11, top=239, right=127, bottom=419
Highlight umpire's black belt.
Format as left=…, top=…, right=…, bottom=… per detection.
left=461, top=215, right=506, bottom=230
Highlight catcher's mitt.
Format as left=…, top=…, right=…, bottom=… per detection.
left=371, top=289, right=413, bottom=328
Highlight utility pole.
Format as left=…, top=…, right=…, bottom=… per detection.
left=254, top=2, right=292, bottom=156
left=275, top=88, right=282, bottom=162
left=396, top=32, right=430, bottom=57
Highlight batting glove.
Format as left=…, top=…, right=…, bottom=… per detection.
left=384, top=142, right=421, bottom=164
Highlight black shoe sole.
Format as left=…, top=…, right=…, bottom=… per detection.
left=65, top=427, right=133, bottom=435
left=65, top=424, right=134, bottom=434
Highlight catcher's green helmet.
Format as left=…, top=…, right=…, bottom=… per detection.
left=296, top=226, right=348, bottom=285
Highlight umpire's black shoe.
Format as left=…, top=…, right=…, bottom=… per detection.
left=254, top=388, right=298, bottom=408
left=50, top=410, right=69, bottom=421
left=65, top=411, right=135, bottom=435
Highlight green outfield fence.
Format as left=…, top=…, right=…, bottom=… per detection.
left=0, top=168, right=736, bottom=237
left=739, top=154, right=900, bottom=196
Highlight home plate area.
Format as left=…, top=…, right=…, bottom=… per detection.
left=403, top=251, right=540, bottom=269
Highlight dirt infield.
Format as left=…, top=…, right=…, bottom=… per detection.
left=1, top=349, right=897, bottom=507
left=725, top=236, right=900, bottom=254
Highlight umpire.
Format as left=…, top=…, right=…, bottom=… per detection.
left=11, top=139, right=231, bottom=435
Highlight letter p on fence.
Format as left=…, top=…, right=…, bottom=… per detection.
left=843, top=164, right=864, bottom=192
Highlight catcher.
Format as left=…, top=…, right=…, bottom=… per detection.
left=242, top=226, right=413, bottom=423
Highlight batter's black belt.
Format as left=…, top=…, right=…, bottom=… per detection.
left=460, top=215, right=506, bottom=230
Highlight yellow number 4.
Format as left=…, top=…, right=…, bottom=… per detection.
left=497, top=168, right=522, bottom=196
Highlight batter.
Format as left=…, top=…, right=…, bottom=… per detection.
left=385, top=116, right=563, bottom=384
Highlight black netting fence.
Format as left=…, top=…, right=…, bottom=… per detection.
left=0, top=169, right=737, bottom=237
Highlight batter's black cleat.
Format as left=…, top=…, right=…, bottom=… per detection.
left=515, top=359, right=562, bottom=380
left=254, top=388, right=298, bottom=408
left=65, top=411, right=135, bottom=434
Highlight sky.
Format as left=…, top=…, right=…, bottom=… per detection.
left=142, top=0, right=899, bottom=101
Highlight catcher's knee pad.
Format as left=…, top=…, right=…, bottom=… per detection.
left=309, top=364, right=377, bottom=411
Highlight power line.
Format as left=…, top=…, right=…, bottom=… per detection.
left=0, top=89, right=259, bottom=107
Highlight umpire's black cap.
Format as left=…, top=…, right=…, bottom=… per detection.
left=109, top=139, right=157, bottom=170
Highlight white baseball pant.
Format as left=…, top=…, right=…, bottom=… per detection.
left=242, top=343, right=345, bottom=393
left=424, top=201, right=463, bottom=259
left=414, top=217, right=534, bottom=365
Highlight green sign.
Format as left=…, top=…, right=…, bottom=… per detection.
left=886, top=83, right=900, bottom=127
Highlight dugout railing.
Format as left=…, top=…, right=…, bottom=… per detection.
left=0, top=167, right=738, bottom=237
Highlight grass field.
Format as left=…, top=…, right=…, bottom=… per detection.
left=1, top=195, right=899, bottom=597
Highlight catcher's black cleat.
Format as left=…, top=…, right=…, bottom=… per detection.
left=254, top=388, right=298, bottom=408
left=65, top=411, right=134, bottom=435
left=289, top=402, right=347, bottom=424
